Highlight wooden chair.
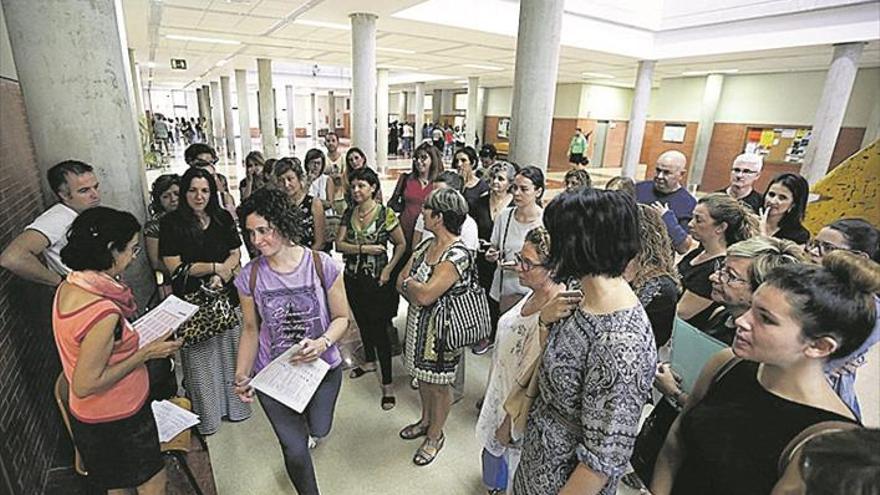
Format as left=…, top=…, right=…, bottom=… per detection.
left=53, top=373, right=204, bottom=495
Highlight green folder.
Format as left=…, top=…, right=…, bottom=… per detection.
left=670, top=317, right=727, bottom=393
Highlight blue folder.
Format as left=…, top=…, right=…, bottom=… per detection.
left=670, top=317, right=727, bottom=393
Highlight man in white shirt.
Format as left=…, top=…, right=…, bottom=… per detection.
left=1, top=160, right=101, bottom=286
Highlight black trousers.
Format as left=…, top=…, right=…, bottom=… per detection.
left=344, top=273, right=396, bottom=385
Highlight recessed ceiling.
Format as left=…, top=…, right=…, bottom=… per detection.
left=123, top=0, right=880, bottom=91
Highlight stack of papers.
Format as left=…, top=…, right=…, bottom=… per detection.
left=151, top=400, right=200, bottom=442
left=250, top=344, right=330, bottom=413
left=133, top=295, right=199, bottom=348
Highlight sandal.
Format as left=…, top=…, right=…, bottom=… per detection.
left=413, top=433, right=445, bottom=466
left=399, top=422, right=429, bottom=440
left=381, top=395, right=396, bottom=411
left=349, top=366, right=376, bottom=379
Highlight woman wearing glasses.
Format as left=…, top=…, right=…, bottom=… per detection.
left=476, top=227, right=564, bottom=494
left=388, top=142, right=444, bottom=249
left=807, top=218, right=880, bottom=420
left=675, top=193, right=758, bottom=329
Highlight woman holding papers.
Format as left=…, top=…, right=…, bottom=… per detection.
left=650, top=252, right=877, bottom=495
left=53, top=207, right=182, bottom=493
left=233, top=188, right=350, bottom=495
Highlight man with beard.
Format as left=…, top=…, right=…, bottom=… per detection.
left=636, top=150, right=696, bottom=253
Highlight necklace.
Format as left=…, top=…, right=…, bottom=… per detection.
left=490, top=194, right=510, bottom=219
left=357, top=202, right=378, bottom=224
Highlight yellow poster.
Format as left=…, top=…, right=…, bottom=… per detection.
left=759, top=129, right=776, bottom=147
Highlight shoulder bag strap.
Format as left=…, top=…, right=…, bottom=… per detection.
left=311, top=249, right=328, bottom=295
left=777, top=420, right=861, bottom=475
left=248, top=257, right=261, bottom=328
left=711, top=356, right=742, bottom=387
left=497, top=208, right=515, bottom=294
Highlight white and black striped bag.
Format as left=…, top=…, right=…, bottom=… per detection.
left=437, top=249, right=491, bottom=351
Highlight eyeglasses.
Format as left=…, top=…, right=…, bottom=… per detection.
left=806, top=239, right=852, bottom=257
left=731, top=167, right=758, bottom=175
left=713, top=262, right=748, bottom=285
left=514, top=252, right=544, bottom=272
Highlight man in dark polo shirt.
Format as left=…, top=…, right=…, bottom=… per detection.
left=636, top=150, right=696, bottom=253
left=718, top=152, right=763, bottom=213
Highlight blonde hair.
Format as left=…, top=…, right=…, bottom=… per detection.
left=699, top=193, right=759, bottom=246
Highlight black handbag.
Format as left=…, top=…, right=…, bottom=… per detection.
left=630, top=397, right=680, bottom=484
left=437, top=246, right=491, bottom=350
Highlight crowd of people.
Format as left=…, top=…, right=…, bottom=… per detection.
left=1, top=131, right=878, bottom=495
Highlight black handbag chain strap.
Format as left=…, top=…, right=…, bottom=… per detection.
left=496, top=207, right=515, bottom=297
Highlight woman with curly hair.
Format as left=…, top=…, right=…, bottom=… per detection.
left=625, top=205, right=681, bottom=347
left=233, top=188, right=351, bottom=495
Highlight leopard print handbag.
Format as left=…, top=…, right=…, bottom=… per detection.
left=172, top=263, right=238, bottom=347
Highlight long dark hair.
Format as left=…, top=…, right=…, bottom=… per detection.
left=177, top=167, right=232, bottom=236
left=149, top=173, right=180, bottom=216
left=765, top=173, right=808, bottom=231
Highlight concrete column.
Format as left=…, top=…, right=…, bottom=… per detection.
left=622, top=60, right=656, bottom=178
left=3, top=0, right=154, bottom=303
left=127, top=48, right=145, bottom=120
left=397, top=91, right=407, bottom=122
left=310, top=92, right=318, bottom=144
left=592, top=121, right=608, bottom=167
left=210, top=81, right=223, bottom=151
left=350, top=13, right=378, bottom=168
left=202, top=84, right=214, bottom=146
left=234, top=68, right=251, bottom=156
left=508, top=0, right=565, bottom=169
left=476, top=87, right=487, bottom=146
left=862, top=97, right=880, bottom=149
left=466, top=76, right=481, bottom=146
left=802, top=43, right=864, bottom=184
left=196, top=87, right=206, bottom=123
left=220, top=76, right=235, bottom=158
left=377, top=68, right=390, bottom=172
left=257, top=58, right=276, bottom=158
left=432, top=89, right=442, bottom=124
left=327, top=90, right=336, bottom=132
left=415, top=83, right=425, bottom=145
left=285, top=85, right=296, bottom=153
left=689, top=74, right=724, bottom=188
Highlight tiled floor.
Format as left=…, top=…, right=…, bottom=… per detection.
left=146, top=137, right=878, bottom=495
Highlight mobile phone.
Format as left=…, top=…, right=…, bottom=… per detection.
left=559, top=290, right=583, bottom=298
left=499, top=260, right=517, bottom=269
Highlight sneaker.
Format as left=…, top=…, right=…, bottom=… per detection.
left=471, top=339, right=493, bottom=355
left=308, top=436, right=317, bottom=449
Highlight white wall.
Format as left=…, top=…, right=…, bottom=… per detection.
left=553, top=83, right=583, bottom=119
left=0, top=5, right=17, bottom=81
left=648, top=77, right=705, bottom=121
left=581, top=84, right=633, bottom=120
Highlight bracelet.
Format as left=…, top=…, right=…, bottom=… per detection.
left=401, top=278, right=411, bottom=294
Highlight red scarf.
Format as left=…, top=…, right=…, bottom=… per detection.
left=66, top=271, right=138, bottom=318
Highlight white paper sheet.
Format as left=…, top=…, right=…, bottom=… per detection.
left=133, top=295, right=199, bottom=348
left=250, top=344, right=330, bottom=413
left=151, top=400, right=200, bottom=443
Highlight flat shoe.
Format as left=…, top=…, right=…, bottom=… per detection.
left=413, top=433, right=445, bottom=466
left=349, top=366, right=376, bottom=379
left=399, top=422, right=429, bottom=440
left=381, top=395, right=396, bottom=411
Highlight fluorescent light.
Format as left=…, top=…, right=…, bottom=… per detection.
left=293, top=19, right=350, bottom=30
left=454, top=79, right=468, bottom=84
left=377, top=46, right=416, bottom=54
left=681, top=69, right=739, bottom=76
left=582, top=72, right=614, bottom=79
left=379, top=64, right=418, bottom=70
left=144, top=62, right=157, bottom=68
left=215, top=59, right=230, bottom=67
left=165, top=34, right=241, bottom=45
left=463, top=63, right=504, bottom=71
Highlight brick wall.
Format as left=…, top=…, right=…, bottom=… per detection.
left=639, top=121, right=699, bottom=182
left=0, top=77, right=70, bottom=494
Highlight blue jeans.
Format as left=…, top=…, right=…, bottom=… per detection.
left=257, top=366, right=343, bottom=495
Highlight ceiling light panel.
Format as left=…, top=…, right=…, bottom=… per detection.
left=165, top=34, right=242, bottom=45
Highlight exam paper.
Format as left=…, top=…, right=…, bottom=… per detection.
left=250, top=345, right=330, bottom=413
left=133, top=295, right=199, bottom=348
left=151, top=400, right=200, bottom=443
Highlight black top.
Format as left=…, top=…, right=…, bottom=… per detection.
left=159, top=209, right=241, bottom=293
left=471, top=194, right=495, bottom=242
left=717, top=188, right=763, bottom=213
left=774, top=223, right=811, bottom=245
left=699, top=307, right=736, bottom=345
left=674, top=360, right=856, bottom=495
left=462, top=179, right=490, bottom=217
left=636, top=275, right=680, bottom=348
left=677, top=248, right=719, bottom=299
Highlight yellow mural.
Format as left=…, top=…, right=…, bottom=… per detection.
left=804, top=138, right=880, bottom=234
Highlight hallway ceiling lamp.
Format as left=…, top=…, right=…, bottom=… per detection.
left=165, top=34, right=241, bottom=45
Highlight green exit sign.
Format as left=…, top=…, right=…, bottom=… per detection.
left=171, top=59, right=187, bottom=70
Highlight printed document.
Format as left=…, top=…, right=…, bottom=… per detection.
left=152, top=400, right=200, bottom=442
left=250, top=345, right=330, bottom=413
left=133, top=295, right=199, bottom=348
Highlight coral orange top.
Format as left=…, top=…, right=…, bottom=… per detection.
left=52, top=296, right=148, bottom=423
